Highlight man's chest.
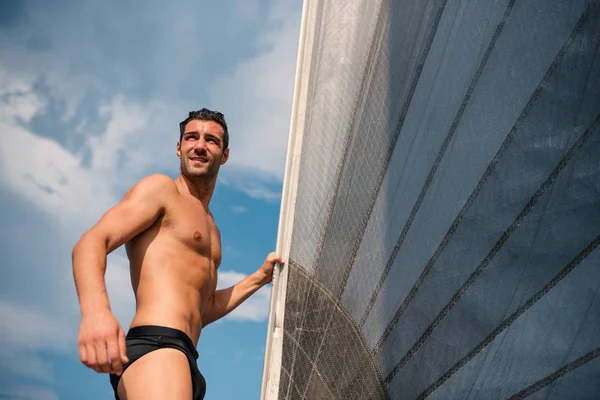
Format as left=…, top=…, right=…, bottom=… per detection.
left=163, top=200, right=222, bottom=266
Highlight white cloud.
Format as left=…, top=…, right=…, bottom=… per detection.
left=90, top=97, right=152, bottom=172
left=0, top=75, right=180, bottom=230
left=0, top=66, right=39, bottom=96
left=0, top=73, right=115, bottom=228
left=0, top=68, right=45, bottom=121
left=217, top=271, right=272, bottom=322
left=0, top=38, right=88, bottom=123
left=0, top=120, right=115, bottom=229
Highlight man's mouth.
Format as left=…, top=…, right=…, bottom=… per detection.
left=190, top=156, right=208, bottom=163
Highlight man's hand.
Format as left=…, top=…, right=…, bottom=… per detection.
left=256, top=252, right=285, bottom=285
left=202, top=252, right=286, bottom=326
left=78, top=310, right=129, bottom=375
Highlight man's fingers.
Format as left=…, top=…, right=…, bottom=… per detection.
left=106, top=336, right=123, bottom=375
left=94, top=341, right=111, bottom=373
left=267, top=252, right=284, bottom=265
left=85, top=343, right=101, bottom=372
left=118, top=328, right=129, bottom=364
left=79, top=343, right=88, bottom=366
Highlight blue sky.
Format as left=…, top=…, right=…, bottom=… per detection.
left=0, top=1, right=301, bottom=399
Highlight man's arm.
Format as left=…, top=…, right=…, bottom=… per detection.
left=72, top=174, right=176, bottom=375
left=202, top=253, right=284, bottom=326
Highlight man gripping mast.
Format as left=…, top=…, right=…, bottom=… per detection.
left=72, top=108, right=283, bottom=400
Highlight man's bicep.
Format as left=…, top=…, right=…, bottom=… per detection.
left=86, top=175, right=174, bottom=252
left=93, top=199, right=160, bottom=252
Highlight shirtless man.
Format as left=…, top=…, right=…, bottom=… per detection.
left=72, top=108, right=283, bottom=400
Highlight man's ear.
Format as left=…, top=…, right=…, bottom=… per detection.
left=176, top=141, right=181, bottom=159
left=221, top=147, right=229, bottom=165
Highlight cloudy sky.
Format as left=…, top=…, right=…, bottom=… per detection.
left=0, top=1, right=302, bottom=399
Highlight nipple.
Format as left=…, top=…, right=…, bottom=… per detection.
left=193, top=231, right=202, bottom=241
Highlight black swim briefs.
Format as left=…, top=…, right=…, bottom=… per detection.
left=109, top=325, right=206, bottom=400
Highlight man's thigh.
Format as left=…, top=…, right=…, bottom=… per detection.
left=118, top=348, right=192, bottom=400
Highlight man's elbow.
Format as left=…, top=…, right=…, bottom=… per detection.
left=72, top=231, right=107, bottom=260
left=202, top=310, right=218, bottom=327
left=72, top=235, right=85, bottom=261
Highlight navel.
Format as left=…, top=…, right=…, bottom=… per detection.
left=193, top=231, right=202, bottom=241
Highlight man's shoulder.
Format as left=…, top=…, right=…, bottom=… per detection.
left=138, top=173, right=177, bottom=188
left=126, top=174, right=179, bottom=198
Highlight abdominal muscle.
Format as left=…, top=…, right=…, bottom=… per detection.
left=124, top=224, right=216, bottom=347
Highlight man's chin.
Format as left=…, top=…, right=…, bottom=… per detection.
left=183, top=168, right=217, bottom=181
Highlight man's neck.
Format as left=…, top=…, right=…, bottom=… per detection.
left=175, top=174, right=215, bottom=210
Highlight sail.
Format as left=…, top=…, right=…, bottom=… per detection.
left=262, top=0, right=600, bottom=398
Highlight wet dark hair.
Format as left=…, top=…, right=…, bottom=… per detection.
left=179, top=108, right=229, bottom=149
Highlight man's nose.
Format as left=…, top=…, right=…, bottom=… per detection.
left=194, top=137, right=207, bottom=152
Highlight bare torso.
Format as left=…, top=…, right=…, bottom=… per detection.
left=124, top=186, right=220, bottom=347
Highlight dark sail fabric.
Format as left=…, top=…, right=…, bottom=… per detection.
left=263, top=0, right=600, bottom=399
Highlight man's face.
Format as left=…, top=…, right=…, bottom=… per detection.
left=176, top=119, right=229, bottom=181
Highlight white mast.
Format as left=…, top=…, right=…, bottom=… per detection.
left=260, top=0, right=317, bottom=398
